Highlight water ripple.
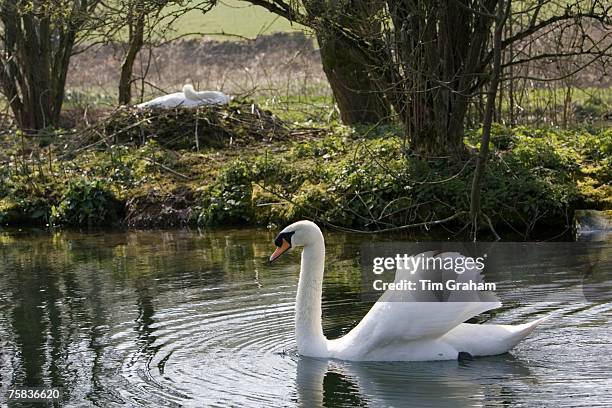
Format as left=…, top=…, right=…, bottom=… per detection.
left=0, top=230, right=610, bottom=407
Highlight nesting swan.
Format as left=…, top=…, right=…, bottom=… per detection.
left=136, top=84, right=230, bottom=108
left=269, top=220, right=548, bottom=361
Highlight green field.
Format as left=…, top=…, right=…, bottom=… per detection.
left=176, top=0, right=304, bottom=39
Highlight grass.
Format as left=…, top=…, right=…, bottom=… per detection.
left=172, top=0, right=305, bottom=39
left=495, top=86, right=611, bottom=127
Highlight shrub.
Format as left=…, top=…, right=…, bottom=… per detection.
left=50, top=179, right=122, bottom=227
left=0, top=170, right=55, bottom=226
left=198, top=161, right=253, bottom=226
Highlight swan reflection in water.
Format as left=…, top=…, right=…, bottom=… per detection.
left=295, top=354, right=533, bottom=407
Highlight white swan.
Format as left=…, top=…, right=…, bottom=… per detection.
left=269, top=220, right=549, bottom=361
left=136, top=84, right=230, bottom=108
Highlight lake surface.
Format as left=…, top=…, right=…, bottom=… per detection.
left=0, top=229, right=610, bottom=407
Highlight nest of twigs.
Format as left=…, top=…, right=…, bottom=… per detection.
left=101, top=101, right=290, bottom=149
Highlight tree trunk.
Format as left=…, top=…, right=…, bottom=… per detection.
left=318, top=33, right=391, bottom=125
left=118, top=6, right=145, bottom=105
left=299, top=0, right=392, bottom=125
left=0, top=0, right=91, bottom=131
left=408, top=91, right=470, bottom=157
left=387, top=0, right=497, bottom=158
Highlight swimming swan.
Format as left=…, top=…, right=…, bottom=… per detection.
left=136, top=84, right=230, bottom=108
left=269, top=220, right=548, bottom=361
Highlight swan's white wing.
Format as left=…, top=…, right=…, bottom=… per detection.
left=191, top=91, right=230, bottom=105
left=380, top=251, right=498, bottom=303
left=180, top=98, right=204, bottom=107
left=330, top=251, right=500, bottom=359
left=137, top=90, right=229, bottom=109
left=332, top=301, right=501, bottom=359
left=136, top=92, right=186, bottom=108
left=183, top=84, right=230, bottom=105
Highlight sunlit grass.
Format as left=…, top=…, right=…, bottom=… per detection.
left=170, top=0, right=305, bottom=40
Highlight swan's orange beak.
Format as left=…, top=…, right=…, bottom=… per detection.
left=269, top=239, right=291, bottom=262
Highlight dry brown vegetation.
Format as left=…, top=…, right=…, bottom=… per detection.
left=67, top=32, right=330, bottom=103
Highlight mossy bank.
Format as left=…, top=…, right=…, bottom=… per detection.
left=0, top=108, right=609, bottom=238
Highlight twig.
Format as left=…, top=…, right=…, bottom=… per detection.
left=483, top=213, right=502, bottom=241
left=321, top=212, right=467, bottom=234
left=142, top=157, right=192, bottom=180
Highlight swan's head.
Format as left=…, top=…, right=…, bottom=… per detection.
left=269, top=220, right=322, bottom=262
left=182, top=84, right=198, bottom=100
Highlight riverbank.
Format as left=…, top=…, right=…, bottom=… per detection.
left=0, top=105, right=609, bottom=238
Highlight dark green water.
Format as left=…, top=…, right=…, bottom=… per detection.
left=0, top=229, right=610, bottom=407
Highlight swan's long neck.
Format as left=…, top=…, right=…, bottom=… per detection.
left=295, top=235, right=327, bottom=357
left=182, top=85, right=196, bottom=100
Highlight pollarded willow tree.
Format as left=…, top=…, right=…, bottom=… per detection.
left=0, top=0, right=103, bottom=131
left=246, top=0, right=611, bottom=157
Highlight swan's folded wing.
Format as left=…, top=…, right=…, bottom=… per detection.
left=337, top=251, right=500, bottom=355
left=199, top=91, right=230, bottom=105
left=136, top=92, right=186, bottom=108
left=340, top=301, right=501, bottom=354
left=188, top=91, right=230, bottom=105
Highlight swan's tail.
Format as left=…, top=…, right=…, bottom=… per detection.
left=444, top=313, right=552, bottom=357
left=507, top=314, right=551, bottom=342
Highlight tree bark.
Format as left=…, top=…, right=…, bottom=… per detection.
left=302, top=0, right=392, bottom=125
left=387, top=0, right=498, bottom=157
left=0, top=0, right=93, bottom=131
left=318, top=32, right=390, bottom=125
left=118, top=5, right=145, bottom=105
